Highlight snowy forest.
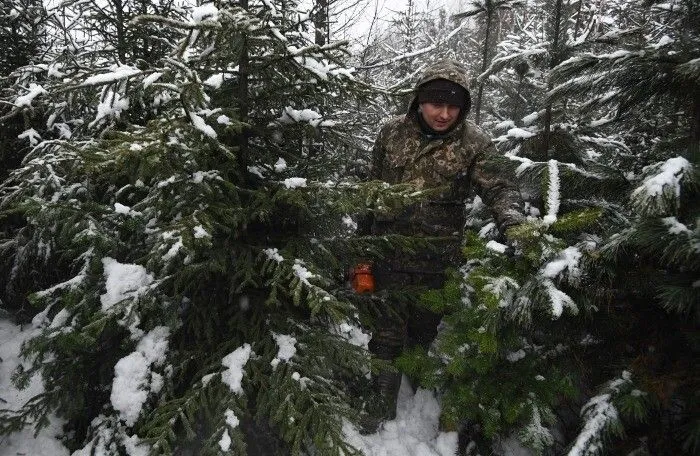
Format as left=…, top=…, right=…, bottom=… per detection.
left=0, top=0, right=698, bottom=454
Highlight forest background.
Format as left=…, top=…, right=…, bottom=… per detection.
left=0, top=0, right=698, bottom=455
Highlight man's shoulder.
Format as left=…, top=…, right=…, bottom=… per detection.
left=459, top=119, right=492, bottom=145
left=376, top=115, right=415, bottom=146
left=377, top=115, right=414, bottom=139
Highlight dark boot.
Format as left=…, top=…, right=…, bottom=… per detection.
left=361, top=322, right=406, bottom=433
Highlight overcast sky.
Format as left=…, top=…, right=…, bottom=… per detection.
left=334, top=0, right=471, bottom=45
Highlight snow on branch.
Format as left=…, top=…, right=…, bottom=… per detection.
left=111, top=327, right=170, bottom=427
left=221, top=344, right=252, bottom=394
left=80, top=65, right=142, bottom=87
left=14, top=83, right=47, bottom=108
left=568, top=371, right=633, bottom=456
left=544, top=160, right=561, bottom=225
left=631, top=156, right=692, bottom=215
left=356, top=19, right=470, bottom=70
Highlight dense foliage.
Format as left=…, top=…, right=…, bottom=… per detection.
left=1, top=0, right=698, bottom=455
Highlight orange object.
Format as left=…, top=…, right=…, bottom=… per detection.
left=351, top=263, right=375, bottom=293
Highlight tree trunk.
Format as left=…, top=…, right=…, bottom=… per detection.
left=542, top=0, right=563, bottom=158
left=474, top=2, right=493, bottom=125
left=690, top=94, right=700, bottom=165
left=113, top=0, right=126, bottom=63
left=238, top=0, right=250, bottom=175
left=314, top=0, right=328, bottom=46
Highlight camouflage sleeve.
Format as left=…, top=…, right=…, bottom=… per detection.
left=469, top=138, right=525, bottom=233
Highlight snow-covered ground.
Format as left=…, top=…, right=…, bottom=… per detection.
left=344, top=378, right=458, bottom=456
left=0, top=318, right=456, bottom=456
left=0, top=319, right=69, bottom=456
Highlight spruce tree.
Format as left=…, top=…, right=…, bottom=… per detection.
left=0, top=0, right=50, bottom=179
left=396, top=0, right=699, bottom=454
left=0, top=1, right=390, bottom=454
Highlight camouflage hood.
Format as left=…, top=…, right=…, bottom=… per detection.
left=408, top=60, right=472, bottom=115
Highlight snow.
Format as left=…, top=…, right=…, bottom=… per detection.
left=137, top=326, right=170, bottom=365
left=542, top=247, right=582, bottom=280
left=225, top=409, right=240, bottom=428
left=81, top=65, right=141, bottom=86
left=506, top=349, right=526, bottom=362
left=543, top=160, right=560, bottom=225
left=284, top=177, right=307, bottom=188
left=110, top=327, right=170, bottom=427
left=276, top=106, right=335, bottom=127
left=14, top=83, right=47, bottom=107
left=248, top=165, right=265, bottom=178
left=506, top=154, right=535, bottom=175
left=568, top=393, right=618, bottom=456
left=478, top=222, right=496, bottom=238
left=18, top=128, right=42, bottom=146
left=335, top=321, right=371, bottom=349
left=483, top=276, right=519, bottom=308
left=292, top=260, right=314, bottom=285
left=543, top=279, right=578, bottom=319
left=142, top=72, right=163, bottom=89
left=111, top=353, right=151, bottom=426
left=217, top=114, right=232, bottom=125
left=264, top=247, right=284, bottom=262
left=0, top=320, right=70, bottom=456
left=91, top=89, right=129, bottom=127
left=507, top=127, right=536, bottom=139
left=221, top=344, right=252, bottom=394
left=49, top=307, right=71, bottom=329
left=193, top=225, right=211, bottom=239
left=162, top=236, right=184, bottom=261
left=632, top=156, right=691, bottom=201
left=661, top=216, right=690, bottom=235
left=486, top=240, right=508, bottom=253
left=219, top=430, right=232, bottom=451
left=344, top=377, right=457, bottom=456
left=274, top=157, right=287, bottom=172
left=100, top=257, right=154, bottom=312
left=342, top=214, right=358, bottom=231
left=122, top=434, right=150, bottom=456
left=598, top=50, right=635, bottom=60
left=270, top=333, right=297, bottom=368
left=114, top=202, right=133, bottom=214
left=189, top=111, right=217, bottom=138
left=521, top=111, right=540, bottom=125
left=203, top=73, right=231, bottom=89
left=495, top=120, right=516, bottom=131
left=191, top=3, right=219, bottom=22
left=652, top=35, right=674, bottom=49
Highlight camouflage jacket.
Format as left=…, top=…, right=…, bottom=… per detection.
left=370, top=63, right=524, bottom=237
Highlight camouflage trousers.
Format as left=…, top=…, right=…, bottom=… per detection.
left=365, top=238, right=460, bottom=429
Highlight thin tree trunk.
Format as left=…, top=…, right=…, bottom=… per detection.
left=114, top=0, right=126, bottom=63
left=474, top=2, right=493, bottom=125
left=542, top=0, right=563, bottom=158
left=690, top=94, right=700, bottom=164
left=314, top=0, right=328, bottom=46
left=238, top=0, right=250, bottom=174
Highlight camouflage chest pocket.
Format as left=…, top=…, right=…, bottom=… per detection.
left=383, top=152, right=408, bottom=184
left=422, top=149, right=466, bottom=186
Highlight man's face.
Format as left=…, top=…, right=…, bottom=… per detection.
left=419, top=102, right=461, bottom=132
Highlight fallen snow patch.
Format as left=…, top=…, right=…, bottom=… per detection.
left=0, top=320, right=69, bottom=456
left=343, top=377, right=457, bottom=456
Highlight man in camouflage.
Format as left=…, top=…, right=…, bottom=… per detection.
left=365, top=60, right=524, bottom=431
